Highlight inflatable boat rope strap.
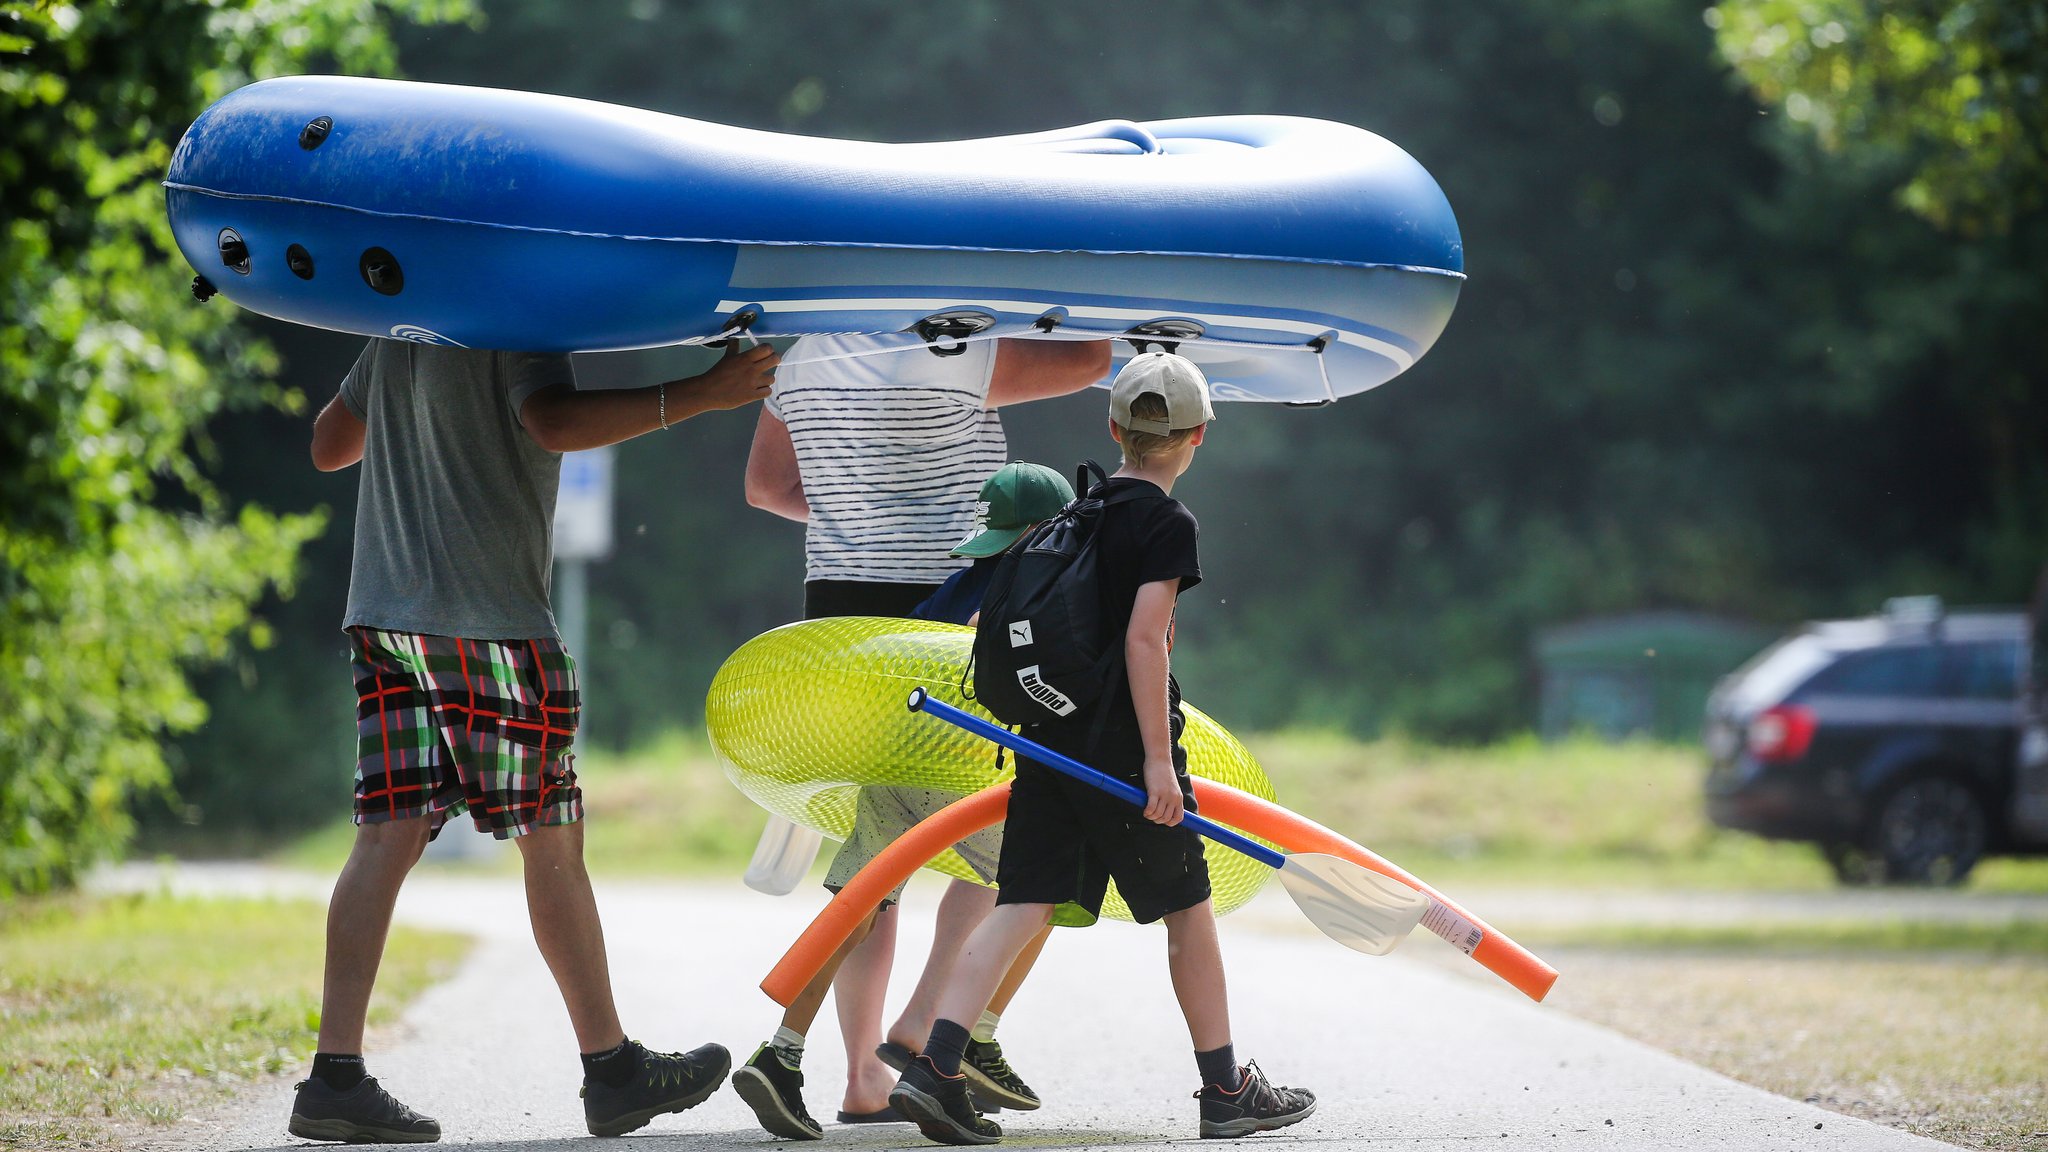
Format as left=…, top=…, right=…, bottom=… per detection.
left=759, top=779, right=1560, bottom=1005
left=775, top=324, right=1342, bottom=406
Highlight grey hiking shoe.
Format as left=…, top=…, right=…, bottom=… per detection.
left=289, top=1075, right=441, bottom=1144
left=581, top=1042, right=730, bottom=1137
left=731, top=1042, right=824, bottom=1140
left=1195, top=1061, right=1316, bottom=1138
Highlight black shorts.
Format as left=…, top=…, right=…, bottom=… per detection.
left=994, top=713, right=1212, bottom=925
left=803, top=579, right=943, bottom=621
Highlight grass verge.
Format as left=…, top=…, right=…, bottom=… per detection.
left=1512, top=919, right=2048, bottom=1151
left=0, top=892, right=470, bottom=1149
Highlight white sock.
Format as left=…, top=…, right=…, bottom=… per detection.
left=771, top=1025, right=805, bottom=1067
left=971, top=1010, right=1001, bottom=1043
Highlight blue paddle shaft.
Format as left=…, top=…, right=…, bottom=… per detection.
left=906, top=689, right=1287, bottom=869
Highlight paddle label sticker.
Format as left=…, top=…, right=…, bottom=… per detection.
left=1422, top=903, right=1484, bottom=954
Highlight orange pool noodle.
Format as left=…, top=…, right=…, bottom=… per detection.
left=759, top=778, right=1558, bottom=1006
left=760, top=784, right=1011, bottom=1007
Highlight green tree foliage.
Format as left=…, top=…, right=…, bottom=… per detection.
left=0, top=0, right=467, bottom=896
left=1710, top=0, right=2048, bottom=233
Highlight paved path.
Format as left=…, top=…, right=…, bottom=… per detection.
left=112, top=864, right=1960, bottom=1151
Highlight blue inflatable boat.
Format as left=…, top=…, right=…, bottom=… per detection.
left=165, top=77, right=1463, bottom=403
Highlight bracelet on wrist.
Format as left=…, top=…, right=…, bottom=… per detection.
left=658, top=382, right=668, bottom=429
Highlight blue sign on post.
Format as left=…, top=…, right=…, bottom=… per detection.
left=553, top=446, right=615, bottom=561
left=552, top=445, right=614, bottom=678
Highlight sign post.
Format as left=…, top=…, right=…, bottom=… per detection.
left=552, top=446, right=615, bottom=661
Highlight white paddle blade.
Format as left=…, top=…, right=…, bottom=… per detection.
left=743, top=815, right=824, bottom=896
left=1276, top=852, right=1430, bottom=956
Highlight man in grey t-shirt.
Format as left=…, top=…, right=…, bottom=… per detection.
left=290, top=338, right=777, bottom=1143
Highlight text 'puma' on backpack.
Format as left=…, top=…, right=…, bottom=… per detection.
left=971, top=461, right=1163, bottom=727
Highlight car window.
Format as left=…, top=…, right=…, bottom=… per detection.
left=1721, top=634, right=1834, bottom=711
left=1801, top=645, right=1945, bottom=697
left=1945, top=640, right=2022, bottom=700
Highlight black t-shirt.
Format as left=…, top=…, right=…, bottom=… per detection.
left=1043, top=477, right=1202, bottom=742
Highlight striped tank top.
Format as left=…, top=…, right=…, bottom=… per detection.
left=768, top=333, right=1007, bottom=583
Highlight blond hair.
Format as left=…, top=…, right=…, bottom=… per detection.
left=1115, top=392, right=1200, bottom=468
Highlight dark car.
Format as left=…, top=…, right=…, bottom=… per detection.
left=1704, top=598, right=2048, bottom=884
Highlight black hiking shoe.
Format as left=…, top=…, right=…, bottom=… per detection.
left=1195, top=1061, right=1317, bottom=1138
left=731, top=1043, right=824, bottom=1140
left=878, top=1041, right=1006, bottom=1114
left=288, top=1075, right=441, bottom=1144
left=889, top=1054, right=1001, bottom=1146
left=962, top=1039, right=1039, bottom=1112
left=581, top=1041, right=730, bottom=1137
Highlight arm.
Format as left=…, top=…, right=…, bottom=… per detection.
left=744, top=406, right=809, bottom=523
left=1127, top=577, right=1184, bottom=826
left=520, top=342, right=779, bottom=453
left=310, top=392, right=366, bottom=471
left=984, top=338, right=1111, bottom=409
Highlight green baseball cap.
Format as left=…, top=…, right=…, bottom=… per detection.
left=951, top=462, right=1075, bottom=557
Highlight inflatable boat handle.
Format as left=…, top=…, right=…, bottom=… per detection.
left=962, top=118, right=1164, bottom=156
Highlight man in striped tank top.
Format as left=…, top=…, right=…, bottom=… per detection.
left=736, top=332, right=1107, bottom=1138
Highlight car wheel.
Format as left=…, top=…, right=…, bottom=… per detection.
left=1821, top=842, right=1885, bottom=886
left=1868, top=775, right=1988, bottom=885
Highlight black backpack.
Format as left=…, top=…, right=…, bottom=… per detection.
left=970, top=461, right=1165, bottom=727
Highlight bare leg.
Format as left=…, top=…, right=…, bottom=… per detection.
left=1163, top=900, right=1230, bottom=1052
left=516, top=821, right=625, bottom=1053
left=987, top=922, right=1053, bottom=1016
left=931, top=903, right=1055, bottom=1032
left=885, top=879, right=995, bottom=1051
left=834, top=903, right=900, bottom=1113
left=316, top=817, right=432, bottom=1053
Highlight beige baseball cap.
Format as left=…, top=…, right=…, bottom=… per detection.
left=1109, top=351, right=1215, bottom=435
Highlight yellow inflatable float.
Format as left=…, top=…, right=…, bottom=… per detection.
left=705, top=616, right=1278, bottom=920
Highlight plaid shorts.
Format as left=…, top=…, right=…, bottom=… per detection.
left=348, top=626, right=583, bottom=839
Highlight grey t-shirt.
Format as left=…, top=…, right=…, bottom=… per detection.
left=338, top=340, right=568, bottom=640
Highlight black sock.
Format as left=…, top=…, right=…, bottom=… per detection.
left=311, top=1052, right=367, bottom=1091
left=925, top=1018, right=972, bottom=1077
left=1196, top=1044, right=1242, bottom=1092
left=582, top=1039, right=643, bottom=1087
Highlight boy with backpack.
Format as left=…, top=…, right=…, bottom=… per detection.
left=888, top=352, right=1317, bottom=1144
